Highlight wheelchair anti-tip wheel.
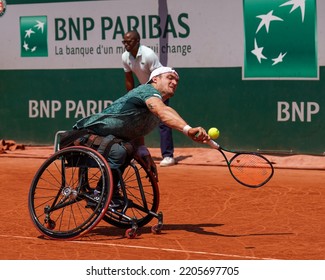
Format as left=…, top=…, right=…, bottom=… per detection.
left=28, top=146, right=113, bottom=240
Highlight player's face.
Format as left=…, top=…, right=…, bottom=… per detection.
left=122, top=33, right=139, bottom=52
left=155, top=73, right=179, bottom=99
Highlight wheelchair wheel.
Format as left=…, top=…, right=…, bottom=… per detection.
left=102, top=156, right=159, bottom=228
left=28, top=146, right=113, bottom=240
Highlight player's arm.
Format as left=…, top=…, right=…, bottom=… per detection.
left=145, top=97, right=210, bottom=142
left=124, top=71, right=135, bottom=92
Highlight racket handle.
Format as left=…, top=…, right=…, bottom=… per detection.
left=207, top=139, right=220, bottom=149
left=194, top=132, right=220, bottom=149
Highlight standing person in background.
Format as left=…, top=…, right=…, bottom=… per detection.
left=121, top=30, right=176, bottom=167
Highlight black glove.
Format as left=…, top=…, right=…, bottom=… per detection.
left=142, top=154, right=158, bottom=182
left=136, top=145, right=158, bottom=182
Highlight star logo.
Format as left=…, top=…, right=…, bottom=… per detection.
left=34, top=20, right=45, bottom=33
left=272, top=52, right=287, bottom=66
left=243, top=0, right=317, bottom=79
left=251, top=39, right=267, bottom=63
left=256, top=10, right=283, bottom=34
left=280, top=0, right=306, bottom=22
left=20, top=16, right=48, bottom=57
left=25, top=28, right=36, bottom=38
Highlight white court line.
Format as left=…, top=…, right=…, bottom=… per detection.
left=0, top=234, right=277, bottom=260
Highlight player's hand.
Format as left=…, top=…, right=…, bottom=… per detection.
left=188, top=127, right=210, bottom=143
left=141, top=155, right=158, bottom=182
left=135, top=145, right=159, bottom=182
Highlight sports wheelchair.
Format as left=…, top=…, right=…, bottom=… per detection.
left=28, top=131, right=163, bottom=239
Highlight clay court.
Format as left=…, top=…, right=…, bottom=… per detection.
left=0, top=145, right=325, bottom=260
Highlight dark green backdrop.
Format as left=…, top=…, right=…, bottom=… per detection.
left=1, top=67, right=324, bottom=154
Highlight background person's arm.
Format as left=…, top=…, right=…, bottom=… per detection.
left=124, top=71, right=135, bottom=92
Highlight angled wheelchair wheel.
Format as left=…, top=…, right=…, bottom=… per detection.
left=102, top=156, right=160, bottom=228
left=28, top=146, right=113, bottom=240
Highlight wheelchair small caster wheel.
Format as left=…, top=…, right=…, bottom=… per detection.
left=125, top=228, right=137, bottom=239
left=151, top=224, right=162, bottom=234
left=45, top=219, right=56, bottom=230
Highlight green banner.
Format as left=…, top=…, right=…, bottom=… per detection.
left=243, top=0, right=318, bottom=79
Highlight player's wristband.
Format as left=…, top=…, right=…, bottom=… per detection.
left=182, top=125, right=192, bottom=136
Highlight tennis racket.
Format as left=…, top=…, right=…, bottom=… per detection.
left=207, top=140, right=274, bottom=188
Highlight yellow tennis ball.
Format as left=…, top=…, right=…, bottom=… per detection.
left=208, top=127, right=220, bottom=139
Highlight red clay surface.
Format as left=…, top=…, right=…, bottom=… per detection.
left=0, top=146, right=325, bottom=260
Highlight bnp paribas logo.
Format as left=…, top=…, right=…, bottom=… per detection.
left=243, top=0, right=318, bottom=79
left=20, top=16, right=48, bottom=57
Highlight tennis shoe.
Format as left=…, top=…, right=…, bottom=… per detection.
left=160, top=157, right=176, bottom=167
left=109, top=190, right=125, bottom=209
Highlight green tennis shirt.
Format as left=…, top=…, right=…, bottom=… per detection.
left=73, top=84, right=161, bottom=141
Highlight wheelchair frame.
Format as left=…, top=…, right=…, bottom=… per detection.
left=28, top=131, right=163, bottom=239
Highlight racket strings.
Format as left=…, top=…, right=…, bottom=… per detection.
left=229, top=154, right=273, bottom=186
